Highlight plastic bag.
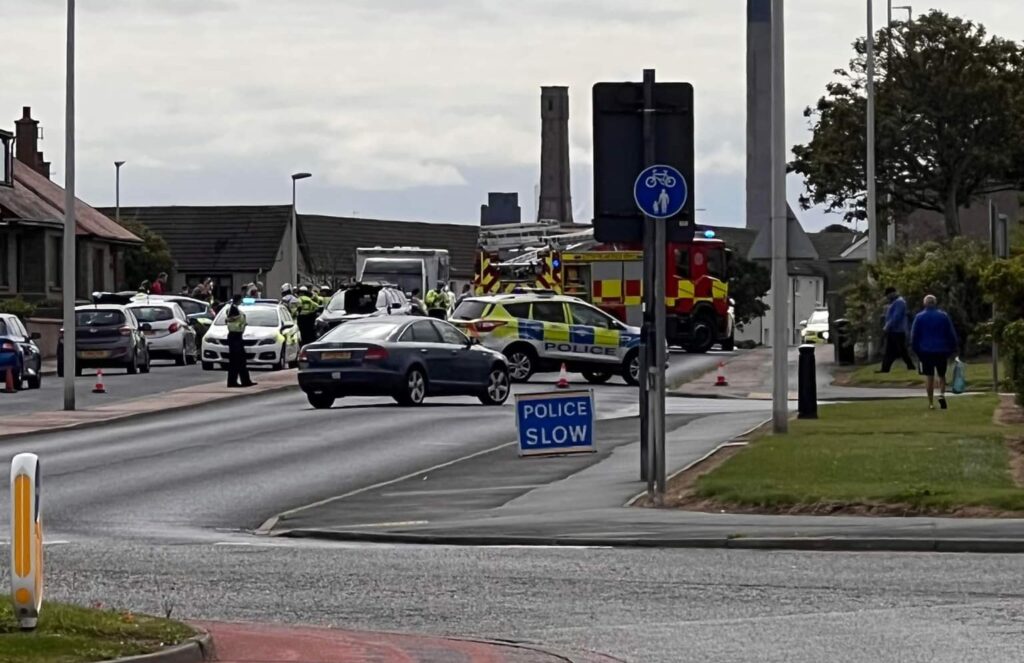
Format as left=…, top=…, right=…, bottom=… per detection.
left=951, top=357, right=967, bottom=395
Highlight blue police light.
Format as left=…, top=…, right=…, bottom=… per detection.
left=552, top=258, right=561, bottom=268
left=704, top=230, right=716, bottom=239
left=242, top=297, right=256, bottom=305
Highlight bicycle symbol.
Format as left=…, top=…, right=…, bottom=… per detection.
left=644, top=169, right=677, bottom=189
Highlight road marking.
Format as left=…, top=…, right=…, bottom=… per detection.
left=256, top=439, right=517, bottom=534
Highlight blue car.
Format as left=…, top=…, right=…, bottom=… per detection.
left=0, top=314, right=43, bottom=390
left=297, top=316, right=510, bottom=409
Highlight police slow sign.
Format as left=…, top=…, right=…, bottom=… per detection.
left=516, top=390, right=596, bottom=457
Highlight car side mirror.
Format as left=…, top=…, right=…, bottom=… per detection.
left=140, top=323, right=153, bottom=331
left=30, top=332, right=41, bottom=340
left=798, top=320, right=808, bottom=328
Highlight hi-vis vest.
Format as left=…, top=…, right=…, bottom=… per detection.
left=226, top=310, right=247, bottom=333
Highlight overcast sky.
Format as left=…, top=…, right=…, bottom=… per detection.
left=3, top=1, right=1019, bottom=230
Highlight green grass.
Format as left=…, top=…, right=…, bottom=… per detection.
left=844, top=359, right=1000, bottom=390
left=0, top=602, right=194, bottom=663
left=695, top=395, right=1024, bottom=513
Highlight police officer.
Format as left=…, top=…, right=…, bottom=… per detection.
left=281, top=283, right=299, bottom=317
left=296, top=285, right=319, bottom=346
left=225, top=295, right=256, bottom=388
left=425, top=283, right=447, bottom=320
left=318, top=285, right=333, bottom=311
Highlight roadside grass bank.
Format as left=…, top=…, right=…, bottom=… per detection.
left=836, top=358, right=1001, bottom=390
left=648, top=395, right=1024, bottom=517
left=0, top=601, right=195, bottom=663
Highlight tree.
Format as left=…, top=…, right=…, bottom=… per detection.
left=727, top=254, right=771, bottom=328
left=792, top=11, right=1024, bottom=238
left=119, top=219, right=174, bottom=291
left=821, top=224, right=855, bottom=234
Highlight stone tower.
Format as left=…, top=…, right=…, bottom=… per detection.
left=538, top=87, right=573, bottom=224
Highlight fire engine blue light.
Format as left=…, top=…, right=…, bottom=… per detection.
left=552, top=258, right=561, bottom=268
left=704, top=230, right=716, bottom=239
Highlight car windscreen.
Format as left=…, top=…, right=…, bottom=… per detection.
left=130, top=306, right=174, bottom=322
left=174, top=300, right=206, bottom=316
left=452, top=300, right=489, bottom=320
left=76, top=309, right=126, bottom=327
left=213, top=306, right=280, bottom=327
left=809, top=310, right=829, bottom=325
left=320, top=320, right=402, bottom=342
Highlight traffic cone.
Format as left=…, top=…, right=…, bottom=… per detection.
left=556, top=363, right=570, bottom=389
left=3, top=367, right=14, bottom=394
left=92, top=369, right=106, bottom=394
left=714, top=361, right=729, bottom=387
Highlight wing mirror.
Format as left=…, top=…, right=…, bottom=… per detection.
left=798, top=320, right=808, bottom=328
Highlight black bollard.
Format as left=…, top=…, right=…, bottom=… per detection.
left=798, top=344, right=818, bottom=420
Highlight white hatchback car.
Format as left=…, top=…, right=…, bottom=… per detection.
left=201, top=303, right=300, bottom=371
left=128, top=302, right=198, bottom=366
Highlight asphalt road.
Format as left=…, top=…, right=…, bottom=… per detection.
left=0, top=359, right=239, bottom=415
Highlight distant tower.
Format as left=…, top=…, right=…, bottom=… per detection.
left=538, top=87, right=573, bottom=224
left=480, top=192, right=522, bottom=226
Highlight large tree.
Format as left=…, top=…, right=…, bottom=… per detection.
left=119, top=218, right=174, bottom=291
left=791, top=11, right=1024, bottom=238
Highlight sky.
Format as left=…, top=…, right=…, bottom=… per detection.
left=2, top=0, right=1020, bottom=231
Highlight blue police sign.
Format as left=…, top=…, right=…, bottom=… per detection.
left=634, top=164, right=688, bottom=219
left=515, top=390, right=596, bottom=457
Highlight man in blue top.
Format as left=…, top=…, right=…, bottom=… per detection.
left=910, top=294, right=959, bottom=410
left=879, top=287, right=915, bottom=373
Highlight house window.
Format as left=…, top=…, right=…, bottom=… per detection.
left=0, top=233, right=8, bottom=287
left=50, top=236, right=62, bottom=287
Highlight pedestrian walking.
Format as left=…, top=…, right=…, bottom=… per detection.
left=878, top=287, right=915, bottom=373
left=910, top=294, right=959, bottom=410
left=225, top=294, right=256, bottom=389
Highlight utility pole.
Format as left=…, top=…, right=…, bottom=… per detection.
left=63, top=0, right=76, bottom=411
left=866, top=0, right=878, bottom=264
left=770, top=0, right=789, bottom=433
left=114, top=161, right=125, bottom=224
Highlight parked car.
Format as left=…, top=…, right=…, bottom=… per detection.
left=139, top=295, right=217, bottom=342
left=0, top=314, right=43, bottom=390
left=128, top=302, right=198, bottom=366
left=201, top=302, right=300, bottom=371
left=315, top=282, right=411, bottom=337
left=298, top=316, right=510, bottom=409
left=57, top=305, right=152, bottom=376
left=800, top=308, right=831, bottom=344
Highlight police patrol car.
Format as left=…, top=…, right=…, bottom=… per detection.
left=450, top=292, right=642, bottom=385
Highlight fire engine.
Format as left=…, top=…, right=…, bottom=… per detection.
left=473, top=221, right=732, bottom=353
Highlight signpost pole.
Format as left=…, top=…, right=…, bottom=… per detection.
left=652, top=183, right=667, bottom=503
left=641, top=69, right=656, bottom=495
left=770, top=0, right=789, bottom=433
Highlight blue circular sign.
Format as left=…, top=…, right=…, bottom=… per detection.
left=634, top=165, right=688, bottom=219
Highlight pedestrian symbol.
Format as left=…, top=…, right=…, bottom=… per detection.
left=634, top=165, right=688, bottom=219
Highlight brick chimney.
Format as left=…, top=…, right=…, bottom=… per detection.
left=14, top=106, right=49, bottom=178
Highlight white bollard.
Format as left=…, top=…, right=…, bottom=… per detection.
left=10, top=453, right=42, bottom=630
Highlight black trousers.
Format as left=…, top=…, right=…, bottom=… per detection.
left=297, top=314, right=317, bottom=346
left=881, top=331, right=915, bottom=372
left=227, top=332, right=252, bottom=387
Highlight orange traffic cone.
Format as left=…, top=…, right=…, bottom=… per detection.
left=556, top=363, right=570, bottom=389
left=714, top=361, right=729, bottom=387
left=92, top=369, right=106, bottom=394
left=3, top=367, right=14, bottom=394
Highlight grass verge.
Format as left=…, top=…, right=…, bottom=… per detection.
left=0, top=601, right=195, bottom=663
left=685, top=395, right=1024, bottom=515
left=839, top=359, right=1000, bottom=390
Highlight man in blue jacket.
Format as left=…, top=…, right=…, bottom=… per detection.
left=879, top=287, right=915, bottom=372
left=910, top=294, right=959, bottom=410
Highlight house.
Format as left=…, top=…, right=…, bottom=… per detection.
left=108, top=205, right=481, bottom=301
left=0, top=107, right=141, bottom=303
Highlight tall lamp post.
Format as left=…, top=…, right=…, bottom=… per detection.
left=866, top=0, right=878, bottom=265
left=114, top=161, right=125, bottom=224
left=290, top=172, right=312, bottom=285
left=770, top=0, right=789, bottom=433
left=63, top=0, right=76, bottom=411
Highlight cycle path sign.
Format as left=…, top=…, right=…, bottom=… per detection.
left=634, top=164, right=688, bottom=219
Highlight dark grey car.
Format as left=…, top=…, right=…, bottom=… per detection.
left=57, top=305, right=152, bottom=376
left=297, top=316, right=510, bottom=409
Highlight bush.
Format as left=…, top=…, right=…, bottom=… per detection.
left=983, top=254, right=1024, bottom=403
left=0, top=297, right=36, bottom=321
left=1003, top=321, right=1024, bottom=405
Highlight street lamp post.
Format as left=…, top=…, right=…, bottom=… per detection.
left=866, top=0, right=878, bottom=265
left=770, top=0, right=789, bottom=433
left=114, top=161, right=125, bottom=224
left=63, top=0, right=76, bottom=411
left=290, top=172, right=312, bottom=285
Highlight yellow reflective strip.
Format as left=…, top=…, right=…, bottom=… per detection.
left=544, top=325, right=570, bottom=343
left=594, top=328, right=619, bottom=347
left=677, top=281, right=695, bottom=298
left=601, top=280, right=622, bottom=299
left=14, top=474, right=30, bottom=578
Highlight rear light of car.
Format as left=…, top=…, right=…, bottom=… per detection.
left=0, top=341, right=15, bottom=352
left=473, top=321, right=507, bottom=333
left=364, top=347, right=388, bottom=361
left=168, top=322, right=180, bottom=333
left=119, top=326, right=132, bottom=336
left=298, top=349, right=308, bottom=362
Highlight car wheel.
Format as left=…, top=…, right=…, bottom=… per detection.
left=27, top=368, right=41, bottom=390
left=721, top=334, right=735, bottom=352
left=185, top=345, right=198, bottom=365
left=395, top=367, right=427, bottom=406
left=140, top=351, right=151, bottom=374
left=504, top=345, right=536, bottom=383
left=175, top=342, right=187, bottom=366
left=307, top=392, right=335, bottom=410
left=274, top=344, right=286, bottom=371
left=479, top=365, right=511, bottom=405
left=622, top=350, right=640, bottom=386
left=686, top=313, right=717, bottom=354
left=582, top=370, right=613, bottom=385
left=74, top=366, right=83, bottom=377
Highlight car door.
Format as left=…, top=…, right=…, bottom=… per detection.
left=398, top=320, right=452, bottom=391
left=568, top=302, right=622, bottom=368
left=172, top=304, right=196, bottom=352
left=530, top=300, right=572, bottom=363
left=431, top=319, right=487, bottom=388
left=10, top=317, right=39, bottom=373
left=124, top=309, right=145, bottom=360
